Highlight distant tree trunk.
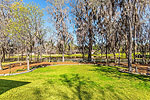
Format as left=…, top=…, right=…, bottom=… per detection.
left=21, top=51, right=23, bottom=61
left=133, top=24, right=137, bottom=63
left=118, top=49, right=121, bottom=64
left=149, top=35, right=150, bottom=62
left=144, top=46, right=146, bottom=64
left=26, top=52, right=30, bottom=71
left=118, top=41, right=121, bottom=64
left=82, top=44, right=85, bottom=61
left=2, top=47, right=5, bottom=62
left=88, top=30, right=92, bottom=61
left=62, top=53, right=64, bottom=62
left=18, top=54, right=20, bottom=62
left=37, top=50, right=39, bottom=62
left=30, top=53, right=32, bottom=62
left=113, top=51, right=116, bottom=63
left=30, top=46, right=33, bottom=61
left=0, top=55, right=2, bottom=70
left=40, top=51, right=42, bottom=62
left=17, top=49, right=20, bottom=62
left=100, top=48, right=103, bottom=61
left=105, top=34, right=108, bottom=64
left=62, top=44, right=65, bottom=62
left=49, top=53, right=51, bottom=62
left=141, top=46, right=144, bottom=64
left=9, top=51, right=10, bottom=60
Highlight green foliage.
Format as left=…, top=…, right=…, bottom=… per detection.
left=16, top=69, right=26, bottom=72
left=7, top=1, right=44, bottom=48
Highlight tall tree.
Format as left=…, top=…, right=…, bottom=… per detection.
left=8, top=1, right=44, bottom=70
left=47, top=0, right=72, bottom=62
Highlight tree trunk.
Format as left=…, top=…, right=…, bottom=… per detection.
left=133, top=24, right=136, bottom=63
left=128, top=15, right=133, bottom=72
left=118, top=49, right=121, bottom=64
left=88, top=35, right=92, bottom=61
left=82, top=44, right=85, bottom=61
left=62, top=53, right=64, bottom=62
left=40, top=51, right=42, bottom=62
left=62, top=44, right=65, bottom=62
left=105, top=34, right=108, bottom=64
left=0, top=55, right=2, bottom=70
left=9, top=51, right=10, bottom=60
left=17, top=50, right=20, bottom=62
left=2, top=47, right=5, bottom=62
left=27, top=52, right=30, bottom=71
left=87, top=15, right=93, bottom=62
left=37, top=50, right=40, bottom=62
left=30, top=52, right=32, bottom=62
left=21, top=51, right=23, bottom=61
left=49, top=53, right=51, bottom=62
left=113, top=51, right=116, bottom=63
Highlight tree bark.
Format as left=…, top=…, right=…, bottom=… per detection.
left=62, top=53, right=64, bottom=62
left=128, top=17, right=133, bottom=73
left=133, top=22, right=137, bottom=63
left=118, top=42, right=121, bottom=65
left=88, top=30, right=92, bottom=61
left=105, top=34, right=108, bottom=64
left=113, top=51, right=116, bottom=63
left=0, top=55, right=2, bottom=70
left=62, top=44, right=65, bottom=62
left=21, top=51, right=24, bottom=61
left=82, top=44, right=85, bottom=61
left=27, top=52, right=30, bottom=71
left=17, top=49, right=20, bottom=62
left=40, top=51, right=42, bottom=62
left=2, top=47, right=5, bottom=62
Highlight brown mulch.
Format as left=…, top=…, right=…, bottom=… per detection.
left=0, top=62, right=80, bottom=74
left=1, top=61, right=150, bottom=75
left=97, top=62, right=150, bottom=74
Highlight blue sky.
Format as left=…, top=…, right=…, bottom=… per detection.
left=23, top=0, right=54, bottom=40
left=23, top=0, right=76, bottom=42
left=24, top=0, right=49, bottom=26
left=24, top=0, right=47, bottom=9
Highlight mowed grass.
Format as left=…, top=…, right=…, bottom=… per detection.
left=0, top=65, right=150, bottom=100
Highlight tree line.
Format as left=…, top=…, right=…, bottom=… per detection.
left=0, top=0, right=150, bottom=72
left=70, top=0, right=150, bottom=72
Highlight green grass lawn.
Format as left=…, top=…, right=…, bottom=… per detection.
left=0, top=65, right=150, bottom=100
left=4, top=52, right=145, bottom=61
left=2, top=61, right=26, bottom=66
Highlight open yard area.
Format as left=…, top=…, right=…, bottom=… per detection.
left=1, top=0, right=150, bottom=100
left=0, top=65, right=150, bottom=100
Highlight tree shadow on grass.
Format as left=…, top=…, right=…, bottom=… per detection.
left=59, top=74, right=95, bottom=100
left=33, top=88, right=43, bottom=100
left=0, top=79, right=30, bottom=95
left=47, top=74, right=96, bottom=100
left=91, top=65, right=150, bottom=82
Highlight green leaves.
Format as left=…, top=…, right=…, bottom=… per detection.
left=7, top=1, right=44, bottom=48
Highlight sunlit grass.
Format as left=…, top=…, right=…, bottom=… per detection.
left=0, top=65, right=150, bottom=100
left=4, top=52, right=145, bottom=60
left=2, top=61, right=26, bottom=66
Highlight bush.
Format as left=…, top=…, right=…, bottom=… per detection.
left=16, top=69, right=26, bottom=72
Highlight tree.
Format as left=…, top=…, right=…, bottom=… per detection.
left=8, top=1, right=44, bottom=70
left=47, top=0, right=72, bottom=62
left=71, top=0, right=96, bottom=61
left=0, top=0, right=14, bottom=70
